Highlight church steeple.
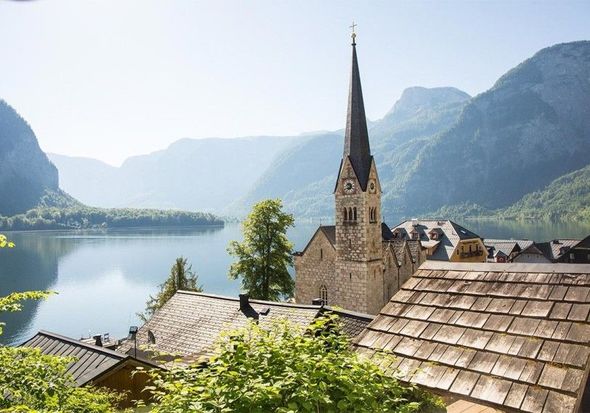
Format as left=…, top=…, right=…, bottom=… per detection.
left=343, top=28, right=372, bottom=191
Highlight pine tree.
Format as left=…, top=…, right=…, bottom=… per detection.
left=138, top=257, right=202, bottom=322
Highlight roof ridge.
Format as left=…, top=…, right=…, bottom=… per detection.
left=36, top=330, right=125, bottom=359
left=177, top=290, right=323, bottom=310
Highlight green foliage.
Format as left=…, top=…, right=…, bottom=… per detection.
left=138, top=257, right=203, bottom=322
left=0, top=205, right=223, bottom=231
left=0, top=292, right=120, bottom=412
left=0, top=291, right=53, bottom=335
left=0, top=234, right=14, bottom=248
left=146, top=315, right=444, bottom=413
left=0, top=347, right=121, bottom=413
left=228, top=199, right=295, bottom=301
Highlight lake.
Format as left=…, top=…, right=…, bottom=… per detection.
left=1, top=219, right=590, bottom=346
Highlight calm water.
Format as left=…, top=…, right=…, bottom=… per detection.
left=1, top=219, right=590, bottom=346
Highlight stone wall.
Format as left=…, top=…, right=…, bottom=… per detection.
left=294, top=230, right=336, bottom=306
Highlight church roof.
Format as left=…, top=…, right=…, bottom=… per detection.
left=341, top=38, right=373, bottom=191
left=355, top=261, right=590, bottom=413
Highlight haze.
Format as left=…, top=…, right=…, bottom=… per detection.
left=0, top=0, right=589, bottom=165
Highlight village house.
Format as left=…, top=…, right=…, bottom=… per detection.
left=117, top=290, right=373, bottom=362
left=391, top=219, right=487, bottom=263
left=354, top=261, right=590, bottom=413
left=22, top=330, right=160, bottom=407
left=293, top=33, right=425, bottom=315
left=512, top=237, right=590, bottom=264
left=484, top=239, right=534, bottom=263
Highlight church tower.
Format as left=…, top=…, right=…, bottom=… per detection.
left=334, top=30, right=384, bottom=314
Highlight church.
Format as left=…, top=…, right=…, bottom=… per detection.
left=294, top=33, right=425, bottom=315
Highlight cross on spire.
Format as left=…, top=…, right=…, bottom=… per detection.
left=350, top=21, right=357, bottom=45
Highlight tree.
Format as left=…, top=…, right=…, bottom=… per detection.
left=0, top=292, right=121, bottom=412
left=227, top=199, right=295, bottom=301
left=138, top=257, right=203, bottom=322
left=145, top=314, right=444, bottom=413
left=0, top=234, right=14, bottom=249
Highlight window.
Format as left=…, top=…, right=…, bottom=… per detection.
left=570, top=253, right=575, bottom=261
left=348, top=207, right=353, bottom=222
left=320, top=248, right=323, bottom=260
left=353, top=207, right=357, bottom=221
left=349, top=272, right=352, bottom=280
left=319, top=285, right=328, bottom=305
left=343, top=207, right=348, bottom=222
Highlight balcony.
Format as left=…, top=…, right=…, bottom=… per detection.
left=460, top=250, right=484, bottom=259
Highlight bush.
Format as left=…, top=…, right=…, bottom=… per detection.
left=147, top=314, right=444, bottom=413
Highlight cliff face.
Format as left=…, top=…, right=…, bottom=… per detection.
left=397, top=41, right=590, bottom=214
left=0, top=100, right=59, bottom=216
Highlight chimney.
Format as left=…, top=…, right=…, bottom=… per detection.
left=239, top=294, right=249, bottom=311
left=239, top=294, right=259, bottom=320
left=93, top=334, right=103, bottom=347
left=312, top=298, right=324, bottom=306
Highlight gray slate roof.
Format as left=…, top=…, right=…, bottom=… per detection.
left=537, top=239, right=581, bottom=262
left=121, top=291, right=373, bottom=360
left=21, top=330, right=155, bottom=385
left=354, top=261, right=590, bottom=413
left=392, top=219, right=481, bottom=261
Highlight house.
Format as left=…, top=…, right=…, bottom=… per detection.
left=118, top=291, right=374, bottom=362
left=484, top=239, right=533, bottom=263
left=511, top=238, right=590, bottom=264
left=511, top=243, right=552, bottom=263
left=391, top=219, right=486, bottom=263
left=354, top=261, right=590, bottom=412
left=22, top=330, right=160, bottom=407
left=293, top=34, right=425, bottom=315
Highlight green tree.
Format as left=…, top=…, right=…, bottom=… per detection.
left=146, top=314, right=444, bottom=413
left=138, top=257, right=203, bottom=322
left=0, top=234, right=14, bottom=249
left=227, top=199, right=295, bottom=301
left=0, top=292, right=121, bottom=412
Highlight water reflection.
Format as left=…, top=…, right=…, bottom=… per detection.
left=1, top=220, right=589, bottom=346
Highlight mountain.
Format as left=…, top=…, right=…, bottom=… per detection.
left=49, top=136, right=296, bottom=213
left=240, top=41, right=590, bottom=219
left=237, top=86, right=471, bottom=218
left=50, top=41, right=590, bottom=222
left=0, top=100, right=60, bottom=215
left=397, top=41, right=590, bottom=215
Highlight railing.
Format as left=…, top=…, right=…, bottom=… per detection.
left=460, top=250, right=484, bottom=259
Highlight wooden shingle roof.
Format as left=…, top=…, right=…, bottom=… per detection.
left=22, top=330, right=158, bottom=386
left=354, top=261, right=590, bottom=413
left=121, top=291, right=373, bottom=360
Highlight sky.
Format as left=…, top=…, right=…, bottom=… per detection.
left=0, top=0, right=589, bottom=166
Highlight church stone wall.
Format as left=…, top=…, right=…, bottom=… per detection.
left=294, top=232, right=336, bottom=306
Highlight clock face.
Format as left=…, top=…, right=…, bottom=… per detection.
left=369, top=180, right=376, bottom=194
left=343, top=179, right=355, bottom=194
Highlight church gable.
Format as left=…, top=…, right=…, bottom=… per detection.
left=296, top=226, right=336, bottom=257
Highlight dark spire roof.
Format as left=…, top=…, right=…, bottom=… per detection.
left=343, top=38, right=373, bottom=190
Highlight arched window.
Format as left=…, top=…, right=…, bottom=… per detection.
left=348, top=207, right=353, bottom=222
left=319, top=285, right=328, bottom=305
left=353, top=207, right=357, bottom=221
left=343, top=207, right=348, bottom=221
